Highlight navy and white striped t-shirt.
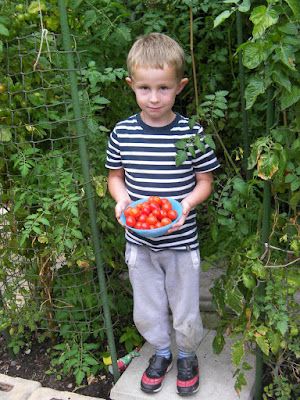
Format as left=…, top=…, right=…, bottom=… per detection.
left=105, top=112, right=220, bottom=251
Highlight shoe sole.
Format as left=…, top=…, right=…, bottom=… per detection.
left=141, top=362, right=173, bottom=393
left=177, top=385, right=200, bottom=396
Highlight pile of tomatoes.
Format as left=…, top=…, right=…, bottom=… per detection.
left=124, top=196, right=178, bottom=230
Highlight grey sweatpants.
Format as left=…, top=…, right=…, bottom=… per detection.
left=125, top=243, right=203, bottom=353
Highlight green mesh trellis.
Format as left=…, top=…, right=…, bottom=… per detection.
left=0, top=28, right=119, bottom=379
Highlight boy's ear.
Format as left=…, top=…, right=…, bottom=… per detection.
left=176, top=78, right=188, bottom=95
left=125, top=77, right=133, bottom=89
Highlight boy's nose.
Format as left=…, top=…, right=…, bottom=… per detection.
left=150, top=90, right=159, bottom=102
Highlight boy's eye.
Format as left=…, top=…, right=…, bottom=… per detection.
left=160, top=86, right=168, bottom=90
left=140, top=86, right=149, bottom=90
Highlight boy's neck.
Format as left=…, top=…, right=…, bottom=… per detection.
left=140, top=110, right=176, bottom=127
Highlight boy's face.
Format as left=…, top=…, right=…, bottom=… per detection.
left=126, top=65, right=188, bottom=127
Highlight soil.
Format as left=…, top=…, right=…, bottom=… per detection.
left=0, top=333, right=115, bottom=399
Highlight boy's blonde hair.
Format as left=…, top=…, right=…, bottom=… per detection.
left=127, top=33, right=186, bottom=81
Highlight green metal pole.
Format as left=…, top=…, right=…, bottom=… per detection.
left=254, top=87, right=274, bottom=400
left=57, top=0, right=119, bottom=382
left=236, top=10, right=250, bottom=180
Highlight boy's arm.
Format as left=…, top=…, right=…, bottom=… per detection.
left=167, top=171, right=214, bottom=234
left=108, top=168, right=131, bottom=225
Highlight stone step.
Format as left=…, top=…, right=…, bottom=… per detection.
left=110, top=329, right=256, bottom=400
left=0, top=374, right=103, bottom=400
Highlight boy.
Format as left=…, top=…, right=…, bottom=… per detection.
left=106, top=33, right=219, bottom=396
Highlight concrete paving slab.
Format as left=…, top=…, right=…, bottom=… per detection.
left=110, top=329, right=255, bottom=400
left=28, top=387, right=102, bottom=400
left=0, top=374, right=41, bottom=400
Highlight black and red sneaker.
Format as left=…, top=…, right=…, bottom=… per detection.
left=141, top=354, right=173, bottom=393
left=177, top=355, right=199, bottom=396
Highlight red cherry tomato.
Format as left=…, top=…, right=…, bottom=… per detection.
left=159, top=209, right=168, bottom=219
left=147, top=215, right=158, bottom=226
left=161, top=198, right=170, bottom=205
left=161, top=217, right=172, bottom=226
left=138, top=214, right=147, bottom=223
left=149, top=201, right=160, bottom=212
left=141, top=205, right=151, bottom=215
left=126, top=215, right=136, bottom=227
left=130, top=207, right=140, bottom=218
left=140, top=222, right=149, bottom=229
left=152, top=208, right=161, bottom=219
left=153, top=196, right=162, bottom=206
left=148, top=196, right=155, bottom=204
left=161, top=202, right=172, bottom=212
left=134, top=221, right=142, bottom=229
left=124, top=207, right=132, bottom=217
left=155, top=221, right=163, bottom=228
left=168, top=209, right=178, bottom=220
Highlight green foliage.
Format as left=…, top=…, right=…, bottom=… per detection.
left=119, top=326, right=143, bottom=353
left=215, top=0, right=300, bottom=110
left=51, top=338, right=102, bottom=386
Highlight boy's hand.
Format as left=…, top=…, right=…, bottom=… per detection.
left=165, top=198, right=191, bottom=234
left=115, top=199, right=131, bottom=227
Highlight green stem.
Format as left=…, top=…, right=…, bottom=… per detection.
left=211, top=119, right=242, bottom=179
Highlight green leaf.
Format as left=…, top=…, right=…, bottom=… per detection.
left=242, top=362, right=252, bottom=371
left=175, top=139, right=187, bottom=149
left=277, top=320, right=288, bottom=336
left=194, top=136, right=206, bottom=153
left=204, top=134, right=216, bottom=150
left=0, top=127, right=12, bottom=142
left=226, top=288, right=244, bottom=316
left=234, top=371, right=248, bottom=393
left=84, top=10, right=97, bottom=29
left=242, top=272, right=256, bottom=290
left=211, top=223, right=218, bottom=243
left=233, top=177, right=248, bottom=196
left=278, top=22, right=298, bottom=36
left=213, top=109, right=225, bottom=118
left=238, top=0, right=251, bottom=13
left=71, top=229, right=83, bottom=239
left=283, top=0, right=300, bottom=16
left=32, top=226, right=42, bottom=235
left=212, top=329, right=225, bottom=354
left=0, top=23, right=9, bottom=36
left=245, top=76, right=267, bottom=110
left=256, top=335, right=269, bottom=356
left=268, top=331, right=280, bottom=354
left=231, top=340, right=244, bottom=368
left=280, top=86, right=300, bottom=110
left=70, top=205, right=79, bottom=218
left=118, top=24, right=131, bottom=41
left=65, top=239, right=74, bottom=250
left=213, top=10, right=233, bottom=28
left=242, top=42, right=268, bottom=69
left=250, top=6, right=279, bottom=39
left=272, top=70, right=291, bottom=93
left=276, top=44, right=296, bottom=71
left=75, top=370, right=85, bottom=386
left=188, top=145, right=196, bottom=158
left=84, top=356, right=99, bottom=366
left=39, top=217, right=50, bottom=226
left=251, top=260, right=268, bottom=280
left=93, top=96, right=110, bottom=105
left=175, top=150, right=188, bottom=167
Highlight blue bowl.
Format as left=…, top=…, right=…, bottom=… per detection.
left=121, top=198, right=182, bottom=238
